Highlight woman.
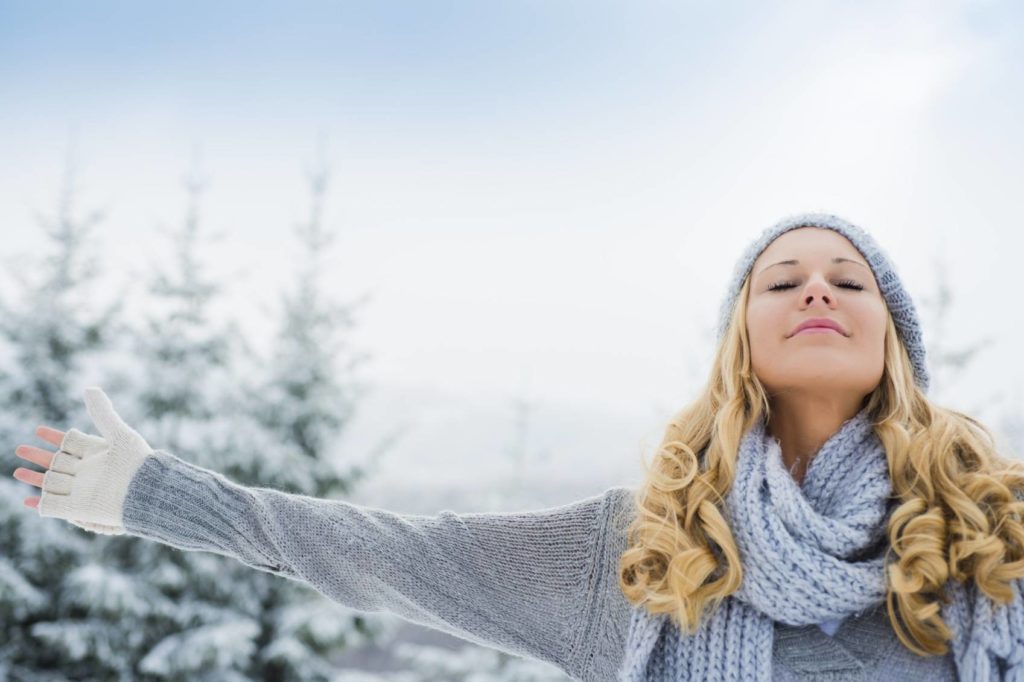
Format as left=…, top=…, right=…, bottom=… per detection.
left=13, top=212, right=1024, bottom=681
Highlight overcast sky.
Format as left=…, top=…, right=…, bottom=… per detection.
left=2, top=0, right=1023, bottom=504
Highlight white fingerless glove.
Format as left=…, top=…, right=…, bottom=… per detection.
left=38, top=387, right=154, bottom=535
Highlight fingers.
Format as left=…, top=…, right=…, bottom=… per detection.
left=83, top=387, right=125, bottom=442
left=16, top=424, right=77, bottom=511
left=36, top=425, right=65, bottom=447
left=14, top=439, right=58, bottom=494
left=59, top=427, right=106, bottom=456
left=15, top=444, right=55, bottom=470
left=13, top=467, right=44, bottom=488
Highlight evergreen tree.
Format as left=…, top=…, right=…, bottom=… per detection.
left=93, top=155, right=269, bottom=681
left=210, top=144, right=407, bottom=680
left=2, top=141, right=407, bottom=680
left=67, top=149, right=388, bottom=682
left=224, top=143, right=391, bottom=500
left=916, top=253, right=999, bottom=411
left=0, top=145, right=131, bottom=680
left=916, top=253, right=1023, bottom=458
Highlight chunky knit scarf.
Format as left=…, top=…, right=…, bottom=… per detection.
left=617, top=407, right=1024, bottom=681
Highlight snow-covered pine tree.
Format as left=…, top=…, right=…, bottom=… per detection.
left=216, top=143, right=413, bottom=680
left=223, top=142, right=388, bottom=500
left=916, top=252, right=1024, bottom=459
left=127, top=160, right=247, bottom=458
left=0, top=152, right=275, bottom=681
left=0, top=145, right=133, bottom=681
left=915, top=253, right=1003, bottom=420
left=80, top=155, right=284, bottom=682
left=917, top=249, right=995, bottom=409
left=3, top=151, right=297, bottom=681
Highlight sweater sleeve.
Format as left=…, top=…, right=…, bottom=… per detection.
left=121, top=449, right=616, bottom=678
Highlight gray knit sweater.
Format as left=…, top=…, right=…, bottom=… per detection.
left=122, top=449, right=959, bottom=681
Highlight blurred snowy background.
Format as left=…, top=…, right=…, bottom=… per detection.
left=2, top=0, right=1023, bottom=680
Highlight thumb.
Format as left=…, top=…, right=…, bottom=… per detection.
left=82, top=387, right=130, bottom=442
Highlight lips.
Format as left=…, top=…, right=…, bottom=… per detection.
left=790, top=317, right=847, bottom=337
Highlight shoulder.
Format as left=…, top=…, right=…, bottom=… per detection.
left=602, top=485, right=640, bottom=526
left=567, top=485, right=641, bottom=680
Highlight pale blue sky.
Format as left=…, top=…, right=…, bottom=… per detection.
left=2, top=0, right=1023, bottom=499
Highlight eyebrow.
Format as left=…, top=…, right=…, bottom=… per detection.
left=757, top=257, right=869, bottom=276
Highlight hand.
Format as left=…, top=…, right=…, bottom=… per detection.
left=14, top=424, right=121, bottom=534
left=12, top=387, right=154, bottom=535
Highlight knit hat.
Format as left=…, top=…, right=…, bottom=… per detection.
left=714, top=212, right=931, bottom=394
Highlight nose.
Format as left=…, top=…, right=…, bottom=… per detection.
left=802, top=277, right=835, bottom=306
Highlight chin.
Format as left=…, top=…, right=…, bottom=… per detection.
left=763, top=369, right=861, bottom=388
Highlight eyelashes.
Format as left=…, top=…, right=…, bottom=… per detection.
left=767, top=280, right=865, bottom=292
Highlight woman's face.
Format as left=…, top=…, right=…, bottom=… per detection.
left=744, top=226, right=888, bottom=400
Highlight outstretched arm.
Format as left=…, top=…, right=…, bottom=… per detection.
left=124, top=449, right=613, bottom=674
left=13, top=387, right=620, bottom=679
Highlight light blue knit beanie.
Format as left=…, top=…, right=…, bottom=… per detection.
left=715, top=212, right=931, bottom=394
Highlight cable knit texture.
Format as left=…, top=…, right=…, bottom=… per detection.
left=616, top=407, right=1024, bottom=681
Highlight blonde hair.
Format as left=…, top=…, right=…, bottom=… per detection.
left=618, top=273, right=1024, bottom=656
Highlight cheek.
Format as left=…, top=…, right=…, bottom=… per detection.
left=746, top=300, right=784, bottom=339
left=845, top=307, right=888, bottom=360
left=745, top=306, right=783, bottom=363
left=856, top=301, right=889, bottom=339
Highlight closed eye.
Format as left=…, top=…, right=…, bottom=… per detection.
left=767, top=280, right=864, bottom=292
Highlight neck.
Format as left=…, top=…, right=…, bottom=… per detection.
left=764, top=394, right=864, bottom=485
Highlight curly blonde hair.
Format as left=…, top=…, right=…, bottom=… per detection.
left=618, top=272, right=1024, bottom=656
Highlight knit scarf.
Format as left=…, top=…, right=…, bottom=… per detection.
left=617, top=407, right=1024, bottom=681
